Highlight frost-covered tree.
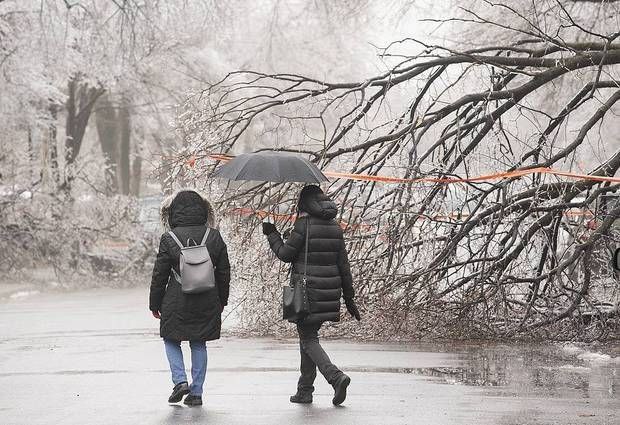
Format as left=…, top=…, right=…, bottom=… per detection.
left=0, top=0, right=223, bottom=278
left=178, top=0, right=620, bottom=340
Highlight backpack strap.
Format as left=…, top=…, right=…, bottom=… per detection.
left=201, top=228, right=211, bottom=246
left=168, top=231, right=184, bottom=249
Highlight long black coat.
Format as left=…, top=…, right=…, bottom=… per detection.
left=268, top=190, right=354, bottom=324
left=149, top=191, right=230, bottom=341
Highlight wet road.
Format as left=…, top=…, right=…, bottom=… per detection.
left=0, top=288, right=618, bottom=425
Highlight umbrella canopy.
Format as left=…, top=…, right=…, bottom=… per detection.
left=214, top=151, right=328, bottom=183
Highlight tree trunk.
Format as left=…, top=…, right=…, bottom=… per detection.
left=48, top=103, right=60, bottom=187
left=118, top=98, right=131, bottom=195
left=27, top=127, right=34, bottom=181
left=131, top=154, right=142, bottom=196
left=62, top=75, right=104, bottom=193
left=95, top=94, right=119, bottom=195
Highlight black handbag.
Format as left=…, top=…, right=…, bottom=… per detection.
left=282, top=217, right=310, bottom=322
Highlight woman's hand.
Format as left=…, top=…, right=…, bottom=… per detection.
left=344, top=298, right=361, bottom=321
left=151, top=310, right=161, bottom=319
left=262, top=222, right=277, bottom=235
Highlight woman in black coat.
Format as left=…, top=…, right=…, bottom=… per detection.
left=149, top=190, right=230, bottom=406
left=262, top=185, right=361, bottom=406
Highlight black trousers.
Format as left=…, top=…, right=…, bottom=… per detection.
left=296, top=322, right=342, bottom=394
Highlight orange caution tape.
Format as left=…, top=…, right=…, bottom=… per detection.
left=207, top=154, right=234, bottom=162
left=207, top=153, right=607, bottom=232
left=205, top=154, right=620, bottom=185
left=543, top=169, right=620, bottom=183
left=325, top=167, right=620, bottom=184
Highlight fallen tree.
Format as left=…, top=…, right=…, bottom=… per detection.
left=175, top=0, right=620, bottom=340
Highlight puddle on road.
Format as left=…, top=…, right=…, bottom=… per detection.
left=402, top=343, right=619, bottom=400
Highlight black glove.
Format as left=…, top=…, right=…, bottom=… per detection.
left=262, top=222, right=277, bottom=235
left=344, top=298, right=361, bottom=321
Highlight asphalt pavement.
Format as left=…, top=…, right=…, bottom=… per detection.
left=0, top=288, right=618, bottom=425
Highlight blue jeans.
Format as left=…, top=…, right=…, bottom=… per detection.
left=163, top=339, right=208, bottom=396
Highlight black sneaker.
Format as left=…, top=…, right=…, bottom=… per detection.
left=168, top=382, right=190, bottom=403
left=332, top=374, right=350, bottom=406
left=290, top=392, right=313, bottom=404
left=183, top=394, right=203, bottom=406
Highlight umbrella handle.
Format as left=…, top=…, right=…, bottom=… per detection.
left=267, top=185, right=274, bottom=223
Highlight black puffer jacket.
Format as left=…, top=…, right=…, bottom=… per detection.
left=267, top=187, right=354, bottom=324
left=149, top=190, right=231, bottom=341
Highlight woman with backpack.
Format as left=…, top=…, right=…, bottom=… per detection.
left=261, top=185, right=361, bottom=406
left=149, top=189, right=230, bottom=406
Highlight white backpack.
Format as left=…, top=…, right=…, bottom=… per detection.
left=168, top=229, right=216, bottom=294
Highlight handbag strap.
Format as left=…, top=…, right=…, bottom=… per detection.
left=302, top=217, right=310, bottom=282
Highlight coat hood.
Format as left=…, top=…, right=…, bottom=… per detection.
left=160, top=188, right=216, bottom=230
left=298, top=185, right=338, bottom=220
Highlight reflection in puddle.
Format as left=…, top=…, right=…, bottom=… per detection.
left=406, top=344, right=619, bottom=401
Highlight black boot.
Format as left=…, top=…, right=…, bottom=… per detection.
left=183, top=395, right=203, bottom=406
left=332, top=374, right=350, bottom=406
left=168, top=382, right=190, bottom=403
left=290, top=392, right=313, bottom=404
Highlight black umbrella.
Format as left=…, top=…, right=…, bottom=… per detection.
left=214, top=151, right=328, bottom=183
